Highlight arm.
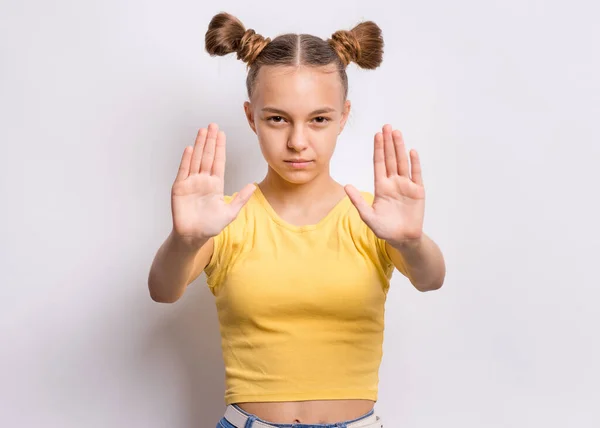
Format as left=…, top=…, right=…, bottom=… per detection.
left=345, top=124, right=446, bottom=293
left=147, top=123, right=255, bottom=304
left=147, top=230, right=214, bottom=303
left=386, top=233, right=446, bottom=292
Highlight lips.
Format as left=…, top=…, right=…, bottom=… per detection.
left=284, top=159, right=313, bottom=169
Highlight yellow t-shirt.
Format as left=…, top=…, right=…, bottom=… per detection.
left=204, top=185, right=397, bottom=405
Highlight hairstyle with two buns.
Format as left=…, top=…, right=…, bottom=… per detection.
left=205, top=12, right=384, bottom=99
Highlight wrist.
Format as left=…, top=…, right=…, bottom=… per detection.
left=170, top=229, right=209, bottom=251
left=388, top=234, right=424, bottom=254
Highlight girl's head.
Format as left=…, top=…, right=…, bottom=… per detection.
left=205, top=12, right=384, bottom=185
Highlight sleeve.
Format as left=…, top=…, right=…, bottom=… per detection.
left=203, top=194, right=236, bottom=295
left=359, top=191, right=395, bottom=281
left=360, top=191, right=411, bottom=279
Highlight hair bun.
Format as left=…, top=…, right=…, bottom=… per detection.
left=205, top=12, right=270, bottom=66
left=329, top=21, right=383, bottom=69
left=330, top=30, right=361, bottom=66
left=238, top=29, right=270, bottom=65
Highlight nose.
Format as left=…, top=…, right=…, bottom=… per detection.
left=287, top=125, right=309, bottom=152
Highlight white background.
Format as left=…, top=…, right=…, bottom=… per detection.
left=1, top=0, right=599, bottom=427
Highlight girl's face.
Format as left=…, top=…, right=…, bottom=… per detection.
left=244, top=64, right=351, bottom=185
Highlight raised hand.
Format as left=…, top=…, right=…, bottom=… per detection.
left=171, top=123, right=256, bottom=245
left=345, top=124, right=426, bottom=248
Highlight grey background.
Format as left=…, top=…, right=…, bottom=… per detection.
left=1, top=0, right=599, bottom=427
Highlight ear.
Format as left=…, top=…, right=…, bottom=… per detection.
left=244, top=101, right=257, bottom=134
left=339, top=100, right=351, bottom=134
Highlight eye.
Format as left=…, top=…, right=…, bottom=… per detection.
left=267, top=116, right=286, bottom=124
left=312, top=116, right=330, bottom=124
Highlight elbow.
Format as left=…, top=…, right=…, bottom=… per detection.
left=149, top=289, right=180, bottom=303
left=148, top=278, right=182, bottom=304
left=413, top=275, right=446, bottom=292
left=149, top=288, right=181, bottom=303
left=418, top=280, right=444, bottom=292
left=416, top=262, right=446, bottom=292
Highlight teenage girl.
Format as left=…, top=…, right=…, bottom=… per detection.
left=148, top=12, right=446, bottom=428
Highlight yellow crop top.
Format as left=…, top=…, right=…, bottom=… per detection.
left=204, top=185, right=397, bottom=405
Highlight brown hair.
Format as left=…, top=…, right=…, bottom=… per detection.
left=205, top=12, right=384, bottom=99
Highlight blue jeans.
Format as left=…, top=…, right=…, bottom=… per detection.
left=216, top=404, right=376, bottom=428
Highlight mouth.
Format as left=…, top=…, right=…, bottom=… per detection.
left=284, top=159, right=314, bottom=169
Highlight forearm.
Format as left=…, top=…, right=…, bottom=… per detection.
left=148, top=230, right=208, bottom=303
left=387, top=234, right=446, bottom=292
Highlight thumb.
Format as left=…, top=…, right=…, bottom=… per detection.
left=228, top=183, right=257, bottom=217
left=344, top=184, right=374, bottom=223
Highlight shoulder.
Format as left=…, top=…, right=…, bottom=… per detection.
left=339, top=189, right=374, bottom=238
left=342, top=189, right=395, bottom=274
left=204, top=191, right=254, bottom=292
left=215, top=189, right=264, bottom=239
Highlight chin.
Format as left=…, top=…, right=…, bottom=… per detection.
left=273, top=167, right=319, bottom=185
left=281, top=172, right=317, bottom=185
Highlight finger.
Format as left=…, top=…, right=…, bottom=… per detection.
left=228, top=183, right=257, bottom=217
left=410, top=149, right=424, bottom=186
left=200, top=123, right=219, bottom=174
left=373, top=132, right=386, bottom=183
left=190, top=128, right=207, bottom=174
left=393, top=129, right=410, bottom=177
left=382, top=124, right=397, bottom=176
left=344, top=184, right=374, bottom=223
left=212, top=130, right=226, bottom=179
left=175, top=146, right=193, bottom=182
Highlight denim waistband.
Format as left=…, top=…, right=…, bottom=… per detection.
left=218, top=404, right=381, bottom=428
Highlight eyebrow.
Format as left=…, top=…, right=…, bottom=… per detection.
left=261, top=107, right=336, bottom=115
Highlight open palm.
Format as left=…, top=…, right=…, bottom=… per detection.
left=171, top=123, right=255, bottom=244
left=345, top=124, right=426, bottom=247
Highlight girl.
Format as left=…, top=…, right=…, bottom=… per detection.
left=148, top=12, right=446, bottom=428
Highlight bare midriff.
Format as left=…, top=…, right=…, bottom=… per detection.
left=236, top=399, right=375, bottom=424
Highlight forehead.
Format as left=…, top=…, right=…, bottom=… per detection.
left=252, top=65, right=344, bottom=110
